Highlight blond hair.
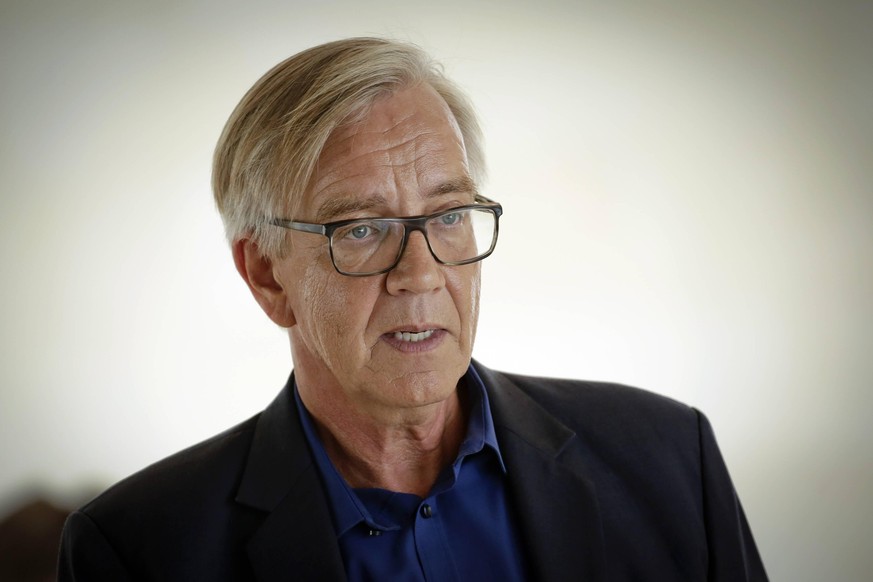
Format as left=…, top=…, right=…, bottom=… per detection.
left=212, top=37, right=485, bottom=258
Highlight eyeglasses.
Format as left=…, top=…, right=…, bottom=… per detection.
left=270, top=195, right=503, bottom=276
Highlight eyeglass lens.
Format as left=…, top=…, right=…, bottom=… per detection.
left=330, top=208, right=496, bottom=274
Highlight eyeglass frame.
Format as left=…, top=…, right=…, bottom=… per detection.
left=269, top=194, right=503, bottom=276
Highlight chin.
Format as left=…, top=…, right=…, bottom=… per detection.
left=380, top=367, right=463, bottom=407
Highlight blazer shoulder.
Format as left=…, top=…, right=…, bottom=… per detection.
left=494, top=368, right=697, bottom=425
left=80, top=414, right=260, bottom=520
left=477, top=363, right=704, bottom=460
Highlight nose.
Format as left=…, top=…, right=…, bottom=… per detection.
left=385, top=230, right=445, bottom=295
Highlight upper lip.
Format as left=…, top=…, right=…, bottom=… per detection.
left=383, top=324, right=442, bottom=334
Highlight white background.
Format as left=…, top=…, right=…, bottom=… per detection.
left=2, top=1, right=871, bottom=579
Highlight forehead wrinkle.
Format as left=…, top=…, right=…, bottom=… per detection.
left=309, top=142, right=412, bottom=221
left=324, top=106, right=418, bottom=158
left=409, top=134, right=476, bottom=201
left=319, top=124, right=424, bottom=188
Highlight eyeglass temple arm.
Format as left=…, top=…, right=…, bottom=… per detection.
left=270, top=219, right=326, bottom=235
left=474, top=194, right=503, bottom=219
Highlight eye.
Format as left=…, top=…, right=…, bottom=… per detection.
left=439, top=212, right=461, bottom=225
left=349, top=224, right=373, bottom=239
left=335, top=221, right=384, bottom=243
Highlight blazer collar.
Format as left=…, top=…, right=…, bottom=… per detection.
left=235, top=375, right=346, bottom=582
left=475, top=360, right=608, bottom=582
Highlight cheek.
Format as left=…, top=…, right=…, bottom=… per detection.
left=450, top=264, right=481, bottom=341
left=469, top=267, right=481, bottom=340
left=299, top=266, right=343, bottom=346
left=298, top=262, right=380, bottom=356
left=470, top=269, right=481, bottom=332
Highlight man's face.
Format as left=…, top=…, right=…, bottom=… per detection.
left=275, top=83, right=481, bottom=417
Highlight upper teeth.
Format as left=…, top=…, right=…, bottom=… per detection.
left=394, top=330, right=435, bottom=342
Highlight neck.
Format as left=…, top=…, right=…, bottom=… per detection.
left=299, top=378, right=469, bottom=498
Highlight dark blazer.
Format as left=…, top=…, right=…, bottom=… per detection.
left=59, top=362, right=767, bottom=581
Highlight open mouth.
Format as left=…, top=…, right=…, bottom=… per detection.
left=392, top=329, right=435, bottom=343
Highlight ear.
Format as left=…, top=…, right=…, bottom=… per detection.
left=232, top=237, right=296, bottom=327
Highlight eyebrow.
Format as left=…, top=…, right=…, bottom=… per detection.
left=314, top=196, right=388, bottom=223
left=313, top=176, right=479, bottom=223
left=430, top=176, right=478, bottom=198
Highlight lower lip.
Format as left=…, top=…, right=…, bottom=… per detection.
left=381, top=329, right=446, bottom=353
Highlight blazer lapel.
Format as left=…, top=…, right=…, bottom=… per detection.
left=478, top=362, right=608, bottom=582
left=235, top=378, right=346, bottom=582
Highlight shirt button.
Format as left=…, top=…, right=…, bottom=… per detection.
left=420, top=504, right=433, bottom=518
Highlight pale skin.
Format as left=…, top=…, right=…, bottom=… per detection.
left=233, top=83, right=481, bottom=497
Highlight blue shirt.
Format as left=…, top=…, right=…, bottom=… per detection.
left=294, top=364, right=529, bottom=581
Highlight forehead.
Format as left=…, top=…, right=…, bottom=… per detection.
left=302, top=84, right=472, bottom=221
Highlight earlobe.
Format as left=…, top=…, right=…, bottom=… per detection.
left=232, top=238, right=296, bottom=327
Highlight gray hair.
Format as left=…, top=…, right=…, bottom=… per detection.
left=212, top=37, right=486, bottom=258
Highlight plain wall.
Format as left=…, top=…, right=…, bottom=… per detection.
left=1, top=1, right=871, bottom=579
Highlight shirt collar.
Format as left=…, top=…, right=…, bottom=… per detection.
left=293, top=362, right=506, bottom=538
left=456, top=363, right=506, bottom=473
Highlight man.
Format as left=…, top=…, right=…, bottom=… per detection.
left=59, top=38, right=767, bottom=581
